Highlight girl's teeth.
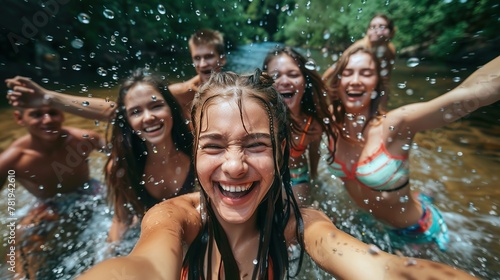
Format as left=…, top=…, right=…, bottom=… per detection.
left=221, top=183, right=251, bottom=193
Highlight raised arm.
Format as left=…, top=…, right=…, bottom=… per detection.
left=390, top=56, right=500, bottom=135
left=77, top=193, right=202, bottom=280
left=300, top=208, right=477, bottom=279
left=5, top=76, right=115, bottom=121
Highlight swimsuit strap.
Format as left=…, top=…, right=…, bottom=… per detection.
left=297, top=116, right=313, bottom=147
left=290, top=116, right=314, bottom=157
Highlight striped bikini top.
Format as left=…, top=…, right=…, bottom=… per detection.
left=328, top=142, right=409, bottom=191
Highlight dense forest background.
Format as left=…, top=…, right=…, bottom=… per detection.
left=1, top=0, right=499, bottom=82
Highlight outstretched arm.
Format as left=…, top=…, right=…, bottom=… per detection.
left=78, top=193, right=202, bottom=280
left=300, top=208, right=477, bottom=279
left=5, top=76, right=115, bottom=121
left=390, top=56, right=500, bottom=135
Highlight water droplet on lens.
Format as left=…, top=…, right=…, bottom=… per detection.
left=355, top=115, right=365, bottom=125
left=368, top=244, right=380, bottom=255
left=103, top=9, right=115, bottom=19
left=406, top=89, right=414, bottom=95
left=157, top=4, right=166, bottom=14
left=305, top=59, right=316, bottom=70
left=71, top=38, right=84, bottom=49
left=406, top=57, right=419, bottom=68
left=77, top=13, right=91, bottom=24
left=97, top=67, right=107, bottom=76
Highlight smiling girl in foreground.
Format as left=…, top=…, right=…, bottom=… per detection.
left=78, top=70, right=476, bottom=279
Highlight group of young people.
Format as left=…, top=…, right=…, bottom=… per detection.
left=3, top=14, right=500, bottom=279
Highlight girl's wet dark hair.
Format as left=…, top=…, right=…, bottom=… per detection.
left=105, top=68, right=193, bottom=224
left=184, top=69, right=304, bottom=279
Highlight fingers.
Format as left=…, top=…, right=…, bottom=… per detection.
left=5, top=76, right=32, bottom=88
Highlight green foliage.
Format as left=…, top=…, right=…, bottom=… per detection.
left=2, top=0, right=498, bottom=66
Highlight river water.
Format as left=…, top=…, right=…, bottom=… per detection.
left=1, top=43, right=499, bottom=279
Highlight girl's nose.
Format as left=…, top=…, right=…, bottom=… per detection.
left=221, top=148, right=248, bottom=178
left=143, top=110, right=156, bottom=122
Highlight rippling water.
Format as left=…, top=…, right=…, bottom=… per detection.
left=1, top=43, right=499, bottom=279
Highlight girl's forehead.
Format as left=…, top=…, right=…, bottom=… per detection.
left=198, top=97, right=270, bottom=132
left=125, top=84, right=163, bottom=103
left=347, top=52, right=375, bottom=67
left=370, top=16, right=388, bottom=25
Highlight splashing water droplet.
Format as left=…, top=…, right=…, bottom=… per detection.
left=103, top=9, right=115, bottom=19
left=157, top=4, right=166, bottom=14
left=151, top=95, right=157, bottom=101
left=252, top=259, right=258, bottom=265
left=406, top=57, right=420, bottom=68
left=346, top=113, right=355, bottom=121
left=355, top=115, right=366, bottom=125
left=77, top=13, right=91, bottom=24
left=82, top=101, right=90, bottom=107
left=405, top=258, right=417, bottom=266
left=368, top=244, right=381, bottom=255
left=399, top=195, right=409, bottom=203
left=305, top=59, right=316, bottom=70
left=71, top=38, right=84, bottom=49
left=453, top=77, right=461, bottom=83
left=401, top=144, right=410, bottom=151
left=97, top=67, right=108, bottom=76
left=72, top=64, right=82, bottom=71
left=45, top=35, right=53, bottom=42
left=195, top=10, right=201, bottom=16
